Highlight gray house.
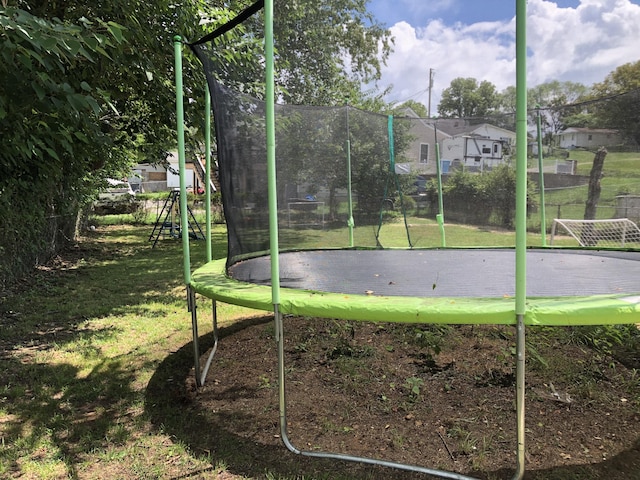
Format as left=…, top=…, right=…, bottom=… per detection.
left=556, top=127, right=623, bottom=149
left=396, top=111, right=516, bottom=175
left=395, top=108, right=451, bottom=176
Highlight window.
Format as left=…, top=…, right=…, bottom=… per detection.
left=482, top=146, right=491, bottom=154
left=588, top=134, right=593, bottom=141
left=493, top=144, right=499, bottom=154
left=419, top=143, right=429, bottom=163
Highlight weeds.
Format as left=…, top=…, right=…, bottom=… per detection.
left=403, top=376, right=424, bottom=402
left=1, top=225, right=639, bottom=479
left=562, top=325, right=638, bottom=356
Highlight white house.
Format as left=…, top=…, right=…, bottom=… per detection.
left=440, top=135, right=508, bottom=172
left=556, top=127, right=623, bottom=149
left=130, top=152, right=216, bottom=193
left=432, top=122, right=516, bottom=173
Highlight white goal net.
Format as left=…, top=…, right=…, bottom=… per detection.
left=550, top=218, right=640, bottom=248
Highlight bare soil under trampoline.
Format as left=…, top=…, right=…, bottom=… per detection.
left=191, top=316, right=640, bottom=479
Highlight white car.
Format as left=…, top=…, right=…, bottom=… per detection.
left=94, top=179, right=137, bottom=214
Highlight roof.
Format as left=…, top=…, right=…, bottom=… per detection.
left=559, top=127, right=620, bottom=135
left=434, top=121, right=515, bottom=138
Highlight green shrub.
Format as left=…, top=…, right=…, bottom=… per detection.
left=424, top=166, right=538, bottom=228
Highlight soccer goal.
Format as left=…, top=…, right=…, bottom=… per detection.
left=550, top=218, right=640, bottom=247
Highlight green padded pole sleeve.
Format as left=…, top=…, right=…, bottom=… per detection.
left=513, top=1, right=528, bottom=479
left=387, top=115, right=395, bottom=172
left=174, top=36, right=191, bottom=285
left=536, top=107, right=548, bottom=246
left=205, top=87, right=213, bottom=262
left=435, top=143, right=446, bottom=247
left=264, top=0, right=280, bottom=305
left=515, top=0, right=528, bottom=317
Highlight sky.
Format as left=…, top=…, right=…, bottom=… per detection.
left=366, top=0, right=640, bottom=114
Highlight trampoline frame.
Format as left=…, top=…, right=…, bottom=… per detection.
left=172, top=1, right=633, bottom=478
left=174, top=1, right=528, bottom=477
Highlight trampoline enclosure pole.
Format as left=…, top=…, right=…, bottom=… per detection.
left=513, top=0, right=527, bottom=478
left=536, top=107, right=548, bottom=246
left=346, top=105, right=355, bottom=247
left=435, top=142, right=446, bottom=247
left=205, top=87, right=212, bottom=262
left=174, top=36, right=191, bottom=285
left=264, top=0, right=280, bottom=305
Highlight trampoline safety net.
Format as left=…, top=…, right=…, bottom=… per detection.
left=190, top=41, right=640, bottom=272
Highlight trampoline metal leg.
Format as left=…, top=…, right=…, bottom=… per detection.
left=511, top=314, right=526, bottom=480
left=274, top=305, right=480, bottom=480
left=189, top=287, right=219, bottom=388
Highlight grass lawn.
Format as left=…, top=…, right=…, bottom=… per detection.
left=1, top=221, right=638, bottom=480
left=0, top=225, right=258, bottom=480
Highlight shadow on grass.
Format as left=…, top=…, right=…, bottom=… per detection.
left=0, top=225, right=226, bottom=476
left=0, top=353, right=138, bottom=477
left=145, top=318, right=640, bottom=480
left=1, top=226, right=226, bottom=352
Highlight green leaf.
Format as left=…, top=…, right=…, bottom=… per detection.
left=74, top=131, right=89, bottom=143
left=40, top=36, right=58, bottom=51
left=62, top=38, right=81, bottom=56
left=106, top=21, right=125, bottom=44
left=43, top=147, right=60, bottom=161
left=31, top=82, right=46, bottom=100
left=18, top=53, right=32, bottom=70
left=28, top=50, right=47, bottom=69
left=85, top=95, right=101, bottom=116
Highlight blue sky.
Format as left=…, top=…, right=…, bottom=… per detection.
left=366, top=0, right=640, bottom=112
left=368, top=0, right=603, bottom=26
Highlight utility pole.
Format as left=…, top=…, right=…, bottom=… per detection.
left=427, top=68, right=435, bottom=118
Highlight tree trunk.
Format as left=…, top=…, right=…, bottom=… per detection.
left=582, top=147, right=607, bottom=245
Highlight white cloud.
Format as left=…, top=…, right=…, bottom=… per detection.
left=376, top=0, right=640, bottom=114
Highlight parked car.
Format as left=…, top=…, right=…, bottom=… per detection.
left=94, top=179, right=138, bottom=214
left=413, top=175, right=427, bottom=194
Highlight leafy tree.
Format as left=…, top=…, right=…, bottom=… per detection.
left=18, top=0, right=210, bottom=168
left=528, top=81, right=589, bottom=143
left=1, top=0, right=392, bottom=284
left=497, top=85, right=517, bottom=114
left=424, top=165, right=537, bottom=228
left=395, top=100, right=428, bottom=118
left=592, top=60, right=640, bottom=96
left=0, top=6, right=126, bottom=285
left=272, top=0, right=391, bottom=106
left=215, top=0, right=392, bottom=107
left=438, top=77, right=499, bottom=118
left=590, top=61, right=640, bottom=145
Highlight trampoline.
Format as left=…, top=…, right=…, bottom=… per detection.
left=173, top=1, right=640, bottom=479
left=191, top=249, right=640, bottom=326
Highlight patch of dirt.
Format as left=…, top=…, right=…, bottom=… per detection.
left=194, top=317, right=640, bottom=479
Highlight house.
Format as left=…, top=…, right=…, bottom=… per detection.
left=556, top=127, right=623, bottom=149
left=397, top=110, right=516, bottom=174
left=130, top=152, right=216, bottom=193
left=440, top=135, right=507, bottom=172
left=128, top=162, right=167, bottom=192
left=395, top=108, right=452, bottom=176
left=438, top=122, right=515, bottom=172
